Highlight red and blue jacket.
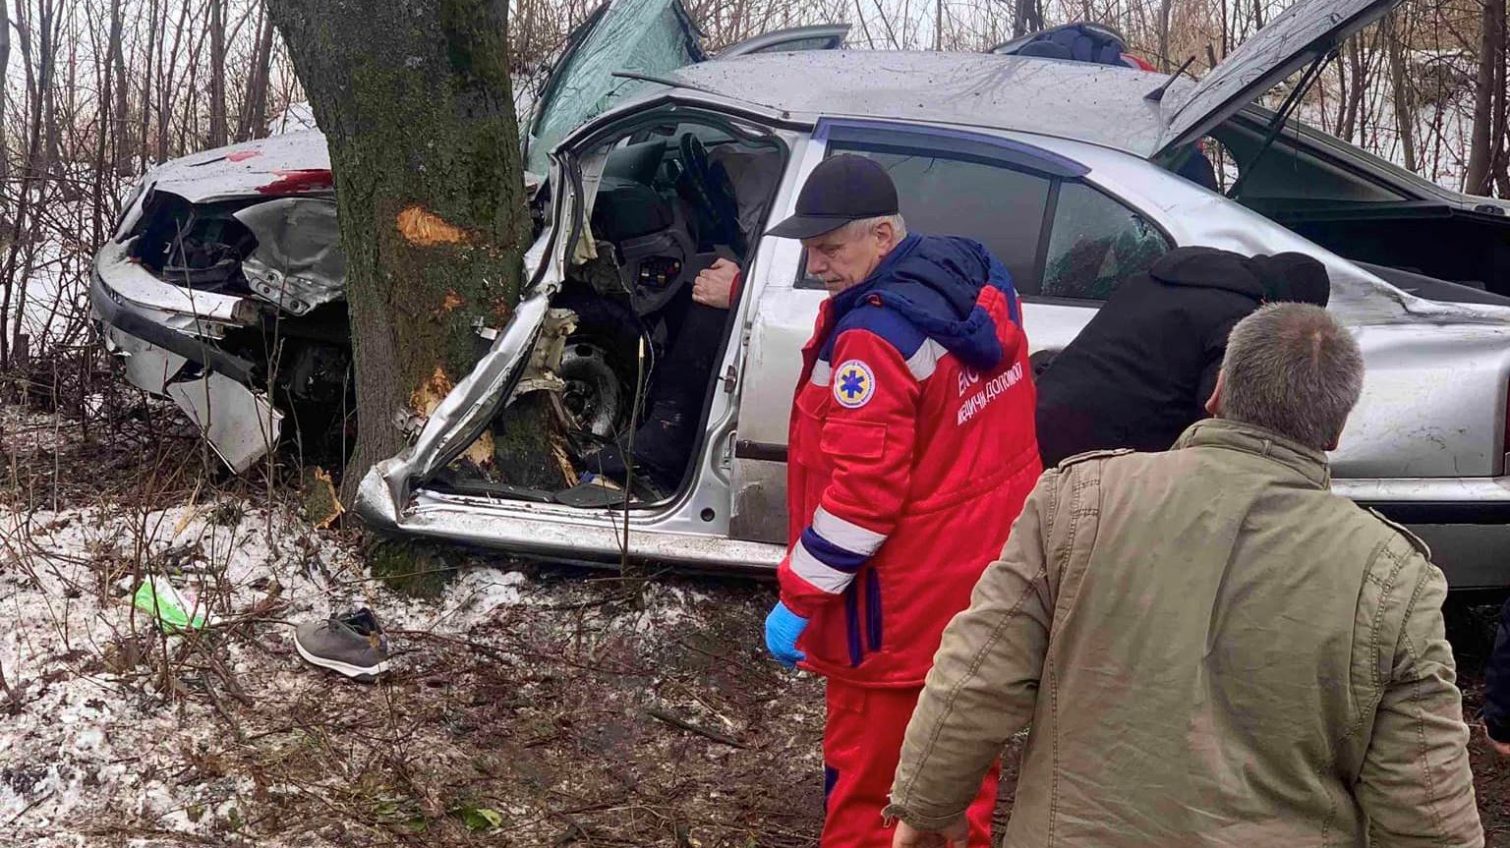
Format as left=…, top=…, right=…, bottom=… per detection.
left=778, top=233, right=1042, bottom=687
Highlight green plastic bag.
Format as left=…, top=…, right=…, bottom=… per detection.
left=133, top=577, right=210, bottom=633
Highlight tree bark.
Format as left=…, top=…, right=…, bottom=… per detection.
left=209, top=0, right=228, bottom=148
left=265, top=0, right=533, bottom=504
left=1467, top=0, right=1503, bottom=193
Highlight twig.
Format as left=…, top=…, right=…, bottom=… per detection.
left=644, top=705, right=747, bottom=749
left=4, top=790, right=53, bottom=827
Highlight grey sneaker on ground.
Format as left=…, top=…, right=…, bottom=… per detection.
left=294, top=608, right=391, bottom=681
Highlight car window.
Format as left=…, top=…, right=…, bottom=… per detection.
left=797, top=144, right=1053, bottom=292
left=1040, top=182, right=1170, bottom=301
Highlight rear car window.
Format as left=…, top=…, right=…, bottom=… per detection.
left=1040, top=182, right=1170, bottom=301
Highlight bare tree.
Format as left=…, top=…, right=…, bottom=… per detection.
left=1385, top=12, right=1418, bottom=172
left=1466, top=0, right=1503, bottom=192
left=209, top=0, right=228, bottom=148
left=238, top=4, right=276, bottom=142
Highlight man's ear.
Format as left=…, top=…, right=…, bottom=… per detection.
left=874, top=220, right=896, bottom=251
left=1205, top=369, right=1225, bottom=417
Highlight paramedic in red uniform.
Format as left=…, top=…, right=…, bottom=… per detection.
left=762, top=154, right=1042, bottom=847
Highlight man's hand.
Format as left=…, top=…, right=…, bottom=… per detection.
left=693, top=258, right=740, bottom=309
left=1490, top=730, right=1510, bottom=757
left=892, top=817, right=969, bottom=848
left=764, top=601, right=808, bottom=668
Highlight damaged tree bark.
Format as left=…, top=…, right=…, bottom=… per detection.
left=265, top=0, right=533, bottom=504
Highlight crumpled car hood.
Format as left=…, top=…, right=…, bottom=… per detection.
left=142, top=130, right=332, bottom=205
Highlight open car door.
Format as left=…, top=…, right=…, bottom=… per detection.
left=1153, top=0, right=1403, bottom=161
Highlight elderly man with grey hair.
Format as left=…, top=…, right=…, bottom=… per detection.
left=886, top=303, right=1483, bottom=848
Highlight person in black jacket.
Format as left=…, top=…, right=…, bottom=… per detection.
left=1034, top=247, right=1330, bottom=467
left=1488, top=598, right=1510, bottom=756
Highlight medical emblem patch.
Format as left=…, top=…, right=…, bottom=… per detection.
left=833, top=360, right=876, bottom=409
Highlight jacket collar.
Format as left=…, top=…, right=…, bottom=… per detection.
left=828, top=233, right=924, bottom=319
left=1173, top=419, right=1332, bottom=489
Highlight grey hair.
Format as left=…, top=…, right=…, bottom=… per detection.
left=838, top=213, right=908, bottom=242
left=1218, top=303, right=1364, bottom=451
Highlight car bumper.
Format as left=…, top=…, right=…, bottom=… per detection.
left=92, top=258, right=282, bottom=473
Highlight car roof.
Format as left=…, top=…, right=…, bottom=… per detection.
left=669, top=50, right=1190, bottom=157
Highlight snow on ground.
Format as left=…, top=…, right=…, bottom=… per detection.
left=0, top=408, right=772, bottom=846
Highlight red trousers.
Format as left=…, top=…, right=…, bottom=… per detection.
left=822, top=680, right=999, bottom=847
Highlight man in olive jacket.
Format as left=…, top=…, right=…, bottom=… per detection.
left=887, top=303, right=1482, bottom=847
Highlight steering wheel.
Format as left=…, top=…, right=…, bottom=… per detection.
left=678, top=132, right=742, bottom=251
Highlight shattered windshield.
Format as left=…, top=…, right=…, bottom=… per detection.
left=525, top=0, right=704, bottom=175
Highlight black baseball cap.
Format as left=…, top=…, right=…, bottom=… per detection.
left=766, top=154, right=900, bottom=239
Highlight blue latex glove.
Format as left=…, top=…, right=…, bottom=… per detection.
left=765, top=601, right=809, bottom=668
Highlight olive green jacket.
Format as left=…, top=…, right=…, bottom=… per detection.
left=887, top=419, right=1482, bottom=846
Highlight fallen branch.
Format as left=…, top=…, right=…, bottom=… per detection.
left=644, top=706, right=747, bottom=749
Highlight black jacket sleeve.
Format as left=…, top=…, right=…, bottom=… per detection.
left=1487, top=598, right=1510, bottom=743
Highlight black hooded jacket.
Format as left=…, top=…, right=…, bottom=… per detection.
left=1035, top=246, right=1313, bottom=467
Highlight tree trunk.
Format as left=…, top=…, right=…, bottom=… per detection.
left=1467, top=0, right=1503, bottom=193
left=0, top=1, right=10, bottom=184
left=1341, top=40, right=1367, bottom=143
left=209, top=0, right=227, bottom=148
left=1384, top=13, right=1417, bottom=172
left=1158, top=0, right=1174, bottom=71
left=109, top=0, right=128, bottom=173
left=237, top=6, right=275, bottom=142
left=265, top=0, right=533, bottom=505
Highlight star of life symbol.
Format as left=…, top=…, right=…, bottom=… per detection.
left=833, top=359, right=876, bottom=409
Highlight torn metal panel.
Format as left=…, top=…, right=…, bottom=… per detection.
left=371, top=286, right=556, bottom=511
left=93, top=239, right=257, bottom=329
left=166, top=372, right=284, bottom=474
left=102, top=324, right=187, bottom=396
left=234, top=198, right=346, bottom=315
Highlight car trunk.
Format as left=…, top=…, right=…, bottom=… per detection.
left=1258, top=202, right=1510, bottom=298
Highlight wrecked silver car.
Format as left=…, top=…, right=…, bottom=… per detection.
left=354, top=0, right=1510, bottom=592
left=91, top=131, right=347, bottom=471
left=96, top=0, right=1510, bottom=591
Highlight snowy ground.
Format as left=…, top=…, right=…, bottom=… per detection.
left=0, top=401, right=826, bottom=847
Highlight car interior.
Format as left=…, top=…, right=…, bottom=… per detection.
left=433, top=117, right=786, bottom=506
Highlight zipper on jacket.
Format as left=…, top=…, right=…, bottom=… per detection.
left=865, top=570, right=883, bottom=653
left=845, top=583, right=862, bottom=667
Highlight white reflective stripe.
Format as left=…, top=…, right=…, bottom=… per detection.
left=790, top=540, right=855, bottom=594
left=813, top=506, right=886, bottom=556
left=810, top=359, right=832, bottom=387
left=906, top=339, right=946, bottom=381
